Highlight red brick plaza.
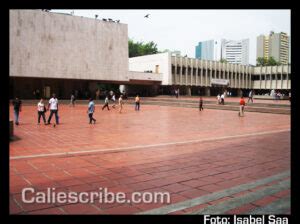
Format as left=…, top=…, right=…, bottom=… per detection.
left=9, top=99, right=290, bottom=214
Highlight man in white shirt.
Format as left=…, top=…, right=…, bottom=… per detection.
left=102, top=95, right=110, bottom=110
left=221, top=94, right=225, bottom=105
left=47, top=93, right=59, bottom=125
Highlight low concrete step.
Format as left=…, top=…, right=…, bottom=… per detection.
left=133, top=97, right=290, bottom=109
left=125, top=100, right=290, bottom=115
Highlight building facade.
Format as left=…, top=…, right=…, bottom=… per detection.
left=10, top=10, right=161, bottom=99
left=256, top=32, right=290, bottom=65
left=195, top=40, right=219, bottom=61
left=10, top=10, right=291, bottom=99
left=221, top=39, right=249, bottom=65
left=130, top=52, right=291, bottom=96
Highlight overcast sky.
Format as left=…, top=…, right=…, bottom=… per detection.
left=51, top=9, right=291, bottom=65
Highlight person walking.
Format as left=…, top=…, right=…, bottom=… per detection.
left=47, top=93, right=59, bottom=125
left=135, top=94, right=140, bottom=111
left=87, top=98, right=96, bottom=124
left=70, top=94, right=75, bottom=107
left=239, top=96, right=246, bottom=117
left=221, top=93, right=225, bottom=105
left=248, top=90, right=254, bottom=103
left=111, top=94, right=116, bottom=109
left=217, top=94, right=221, bottom=105
left=12, top=97, right=22, bottom=125
left=102, top=95, right=110, bottom=110
left=199, top=97, right=204, bottom=111
left=37, top=98, right=47, bottom=125
left=119, top=94, right=124, bottom=113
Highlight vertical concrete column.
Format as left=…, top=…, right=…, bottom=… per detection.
left=195, top=59, right=198, bottom=86
left=205, top=87, right=210, bottom=96
left=200, top=60, right=203, bottom=86
left=237, top=89, right=243, bottom=97
left=186, top=86, right=191, bottom=96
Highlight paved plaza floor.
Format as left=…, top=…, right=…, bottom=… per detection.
left=9, top=103, right=290, bottom=214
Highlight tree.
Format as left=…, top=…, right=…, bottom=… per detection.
left=256, top=57, right=281, bottom=66
left=268, top=57, right=281, bottom=66
left=220, top=58, right=228, bottom=63
left=129, top=39, right=159, bottom=57
left=256, top=57, right=267, bottom=66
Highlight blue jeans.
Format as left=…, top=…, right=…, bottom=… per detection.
left=14, top=110, right=19, bottom=124
left=48, top=110, right=59, bottom=124
left=135, top=102, right=140, bottom=111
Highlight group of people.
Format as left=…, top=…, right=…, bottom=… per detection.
left=11, top=93, right=142, bottom=126
left=12, top=94, right=60, bottom=126
left=217, top=93, right=226, bottom=105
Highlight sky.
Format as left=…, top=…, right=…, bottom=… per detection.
left=51, top=9, right=291, bottom=65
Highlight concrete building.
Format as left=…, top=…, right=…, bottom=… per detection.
left=195, top=40, right=219, bottom=61
left=9, top=10, right=161, bottom=99
left=129, top=52, right=291, bottom=96
left=257, top=35, right=269, bottom=61
left=256, top=32, right=290, bottom=65
left=221, top=39, right=249, bottom=65
left=10, top=10, right=290, bottom=99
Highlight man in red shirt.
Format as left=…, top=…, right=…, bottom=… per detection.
left=239, top=96, right=246, bottom=117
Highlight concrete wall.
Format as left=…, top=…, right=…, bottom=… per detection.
left=10, top=10, right=129, bottom=81
left=129, top=52, right=170, bottom=85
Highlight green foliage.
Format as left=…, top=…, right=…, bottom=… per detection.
left=268, top=57, right=281, bottom=66
left=220, top=58, right=228, bottom=63
left=129, top=39, right=159, bottom=57
left=256, top=57, right=281, bottom=66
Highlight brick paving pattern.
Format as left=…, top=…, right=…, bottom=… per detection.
left=9, top=102, right=290, bottom=214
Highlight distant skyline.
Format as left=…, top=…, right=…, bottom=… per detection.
left=51, top=9, right=291, bottom=65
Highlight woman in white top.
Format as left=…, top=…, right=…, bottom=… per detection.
left=119, top=94, right=123, bottom=113
left=37, top=98, right=47, bottom=124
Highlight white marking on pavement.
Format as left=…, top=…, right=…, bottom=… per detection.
left=10, top=129, right=290, bottom=160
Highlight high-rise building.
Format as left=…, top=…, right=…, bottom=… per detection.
left=195, top=40, right=219, bottom=60
left=256, top=32, right=290, bottom=65
left=163, top=49, right=181, bottom=57
left=221, top=39, right=249, bottom=65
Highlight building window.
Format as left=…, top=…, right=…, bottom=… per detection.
left=188, top=67, right=191, bottom=75
left=266, top=75, right=270, bottom=80
left=176, top=67, right=181, bottom=75
left=271, top=74, right=276, bottom=80
left=282, top=74, right=287, bottom=80
left=261, top=75, right=265, bottom=80
left=288, top=74, right=291, bottom=80
left=172, top=65, right=175, bottom=75
left=252, top=75, right=260, bottom=81
left=193, top=68, right=196, bottom=75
